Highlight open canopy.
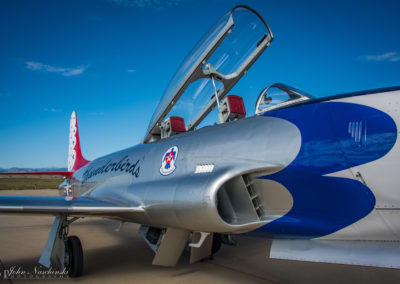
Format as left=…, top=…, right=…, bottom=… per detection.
left=144, top=5, right=273, bottom=143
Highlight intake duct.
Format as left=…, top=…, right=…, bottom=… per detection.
left=216, top=173, right=293, bottom=226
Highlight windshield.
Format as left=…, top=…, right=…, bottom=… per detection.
left=144, top=6, right=273, bottom=143
left=255, top=83, right=314, bottom=114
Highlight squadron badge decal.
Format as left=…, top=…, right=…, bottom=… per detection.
left=160, top=146, right=179, bottom=176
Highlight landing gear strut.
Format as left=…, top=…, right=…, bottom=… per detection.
left=39, top=215, right=84, bottom=278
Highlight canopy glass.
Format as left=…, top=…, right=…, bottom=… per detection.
left=145, top=6, right=273, bottom=142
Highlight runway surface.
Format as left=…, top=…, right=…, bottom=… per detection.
left=0, top=190, right=399, bottom=284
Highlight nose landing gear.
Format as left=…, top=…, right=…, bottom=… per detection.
left=39, top=215, right=84, bottom=278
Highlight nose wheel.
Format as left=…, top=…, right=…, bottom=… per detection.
left=39, top=216, right=84, bottom=278
left=65, top=236, right=83, bottom=278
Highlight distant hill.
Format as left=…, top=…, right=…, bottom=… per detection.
left=0, top=167, right=68, bottom=173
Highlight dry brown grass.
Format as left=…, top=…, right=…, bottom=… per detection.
left=0, top=177, right=63, bottom=190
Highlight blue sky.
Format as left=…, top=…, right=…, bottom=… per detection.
left=1, top=0, right=399, bottom=168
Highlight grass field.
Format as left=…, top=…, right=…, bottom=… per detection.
left=0, top=177, right=63, bottom=190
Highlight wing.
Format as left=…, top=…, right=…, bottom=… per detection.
left=0, top=195, right=144, bottom=219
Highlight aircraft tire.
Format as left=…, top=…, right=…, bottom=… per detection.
left=66, top=236, right=83, bottom=278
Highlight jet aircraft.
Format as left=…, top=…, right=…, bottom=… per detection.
left=1, top=5, right=399, bottom=277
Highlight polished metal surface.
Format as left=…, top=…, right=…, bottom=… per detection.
left=70, top=115, right=300, bottom=233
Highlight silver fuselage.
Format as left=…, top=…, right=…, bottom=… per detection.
left=66, top=114, right=300, bottom=234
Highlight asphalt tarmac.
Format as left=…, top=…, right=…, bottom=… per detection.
left=0, top=190, right=399, bottom=284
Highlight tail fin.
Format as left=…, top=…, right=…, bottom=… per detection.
left=68, top=111, right=90, bottom=172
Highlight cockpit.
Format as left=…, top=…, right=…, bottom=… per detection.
left=143, top=6, right=313, bottom=143
left=255, top=83, right=314, bottom=115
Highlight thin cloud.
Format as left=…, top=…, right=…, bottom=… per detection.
left=359, top=52, right=400, bottom=62
left=90, top=112, right=105, bottom=116
left=127, top=69, right=136, bottom=73
left=26, top=61, right=88, bottom=76
left=44, top=108, right=62, bottom=113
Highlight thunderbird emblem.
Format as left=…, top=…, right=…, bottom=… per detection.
left=160, top=146, right=179, bottom=176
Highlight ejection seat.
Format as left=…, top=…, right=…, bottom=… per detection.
left=160, top=116, right=186, bottom=139
left=219, top=95, right=246, bottom=123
